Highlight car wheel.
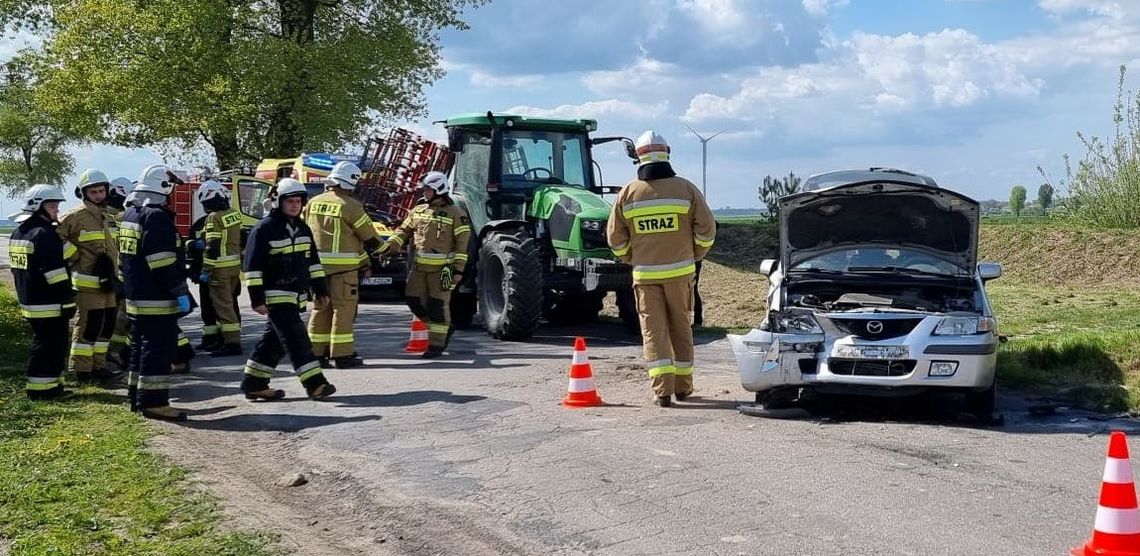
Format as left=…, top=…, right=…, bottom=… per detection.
left=757, top=387, right=797, bottom=410
left=965, top=382, right=996, bottom=423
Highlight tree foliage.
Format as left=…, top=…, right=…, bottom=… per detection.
left=758, top=172, right=801, bottom=222
left=2, top=0, right=485, bottom=170
left=0, top=58, right=79, bottom=196
left=1009, top=185, right=1027, bottom=217
left=1037, top=182, right=1054, bottom=215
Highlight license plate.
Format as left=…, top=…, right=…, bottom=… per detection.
left=362, top=276, right=393, bottom=286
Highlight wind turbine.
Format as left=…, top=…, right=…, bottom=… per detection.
left=682, top=122, right=727, bottom=199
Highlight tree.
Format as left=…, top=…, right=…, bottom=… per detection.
left=0, top=60, right=79, bottom=196
left=758, top=172, right=802, bottom=222
left=1037, top=183, right=1055, bottom=215
left=1010, top=185, right=1027, bottom=217
left=2, top=0, right=486, bottom=170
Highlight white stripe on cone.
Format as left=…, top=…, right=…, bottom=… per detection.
left=411, top=331, right=428, bottom=339
left=1094, top=506, right=1140, bottom=535
left=572, top=351, right=589, bottom=365
left=1104, top=458, right=1136, bottom=484
left=568, top=377, right=596, bottom=393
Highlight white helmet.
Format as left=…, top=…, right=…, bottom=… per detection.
left=421, top=171, right=450, bottom=195
left=110, top=177, right=132, bottom=197
left=196, top=179, right=229, bottom=204
left=11, top=184, right=66, bottom=222
left=135, top=164, right=175, bottom=195
left=272, top=178, right=307, bottom=208
left=74, top=168, right=111, bottom=199
left=324, top=161, right=361, bottom=190
left=634, top=130, right=670, bottom=166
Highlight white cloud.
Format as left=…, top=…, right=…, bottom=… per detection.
left=802, top=0, right=849, bottom=17
left=503, top=99, right=670, bottom=121
left=1038, top=0, right=1129, bottom=19
left=468, top=70, right=543, bottom=89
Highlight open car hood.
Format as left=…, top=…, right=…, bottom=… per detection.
left=778, top=180, right=980, bottom=271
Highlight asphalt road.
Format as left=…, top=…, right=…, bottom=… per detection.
left=139, top=290, right=1136, bottom=556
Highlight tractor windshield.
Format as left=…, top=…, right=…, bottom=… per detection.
left=500, top=130, right=590, bottom=190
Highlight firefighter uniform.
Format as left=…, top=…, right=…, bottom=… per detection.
left=11, top=209, right=76, bottom=398
left=303, top=188, right=382, bottom=360
left=385, top=199, right=471, bottom=350
left=106, top=205, right=131, bottom=366
left=120, top=203, right=189, bottom=414
left=58, top=200, right=118, bottom=379
left=242, top=201, right=335, bottom=399
left=203, top=206, right=244, bottom=349
left=607, top=132, right=716, bottom=404
left=186, top=216, right=216, bottom=348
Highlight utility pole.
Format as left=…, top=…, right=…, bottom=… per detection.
left=682, top=122, right=726, bottom=199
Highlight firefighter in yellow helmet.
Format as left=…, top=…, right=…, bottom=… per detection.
left=378, top=171, right=471, bottom=358
left=303, top=161, right=383, bottom=368
left=606, top=131, right=716, bottom=407
left=57, top=168, right=120, bottom=384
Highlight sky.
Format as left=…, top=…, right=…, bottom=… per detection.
left=3, top=0, right=1140, bottom=215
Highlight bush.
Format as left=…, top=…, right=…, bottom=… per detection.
left=1043, top=65, right=1140, bottom=229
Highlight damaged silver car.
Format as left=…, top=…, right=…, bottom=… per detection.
left=728, top=168, right=1003, bottom=420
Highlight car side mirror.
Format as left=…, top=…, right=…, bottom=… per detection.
left=978, top=262, right=1002, bottom=281
left=759, top=259, right=778, bottom=276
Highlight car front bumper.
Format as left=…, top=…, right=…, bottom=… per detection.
left=727, top=327, right=997, bottom=394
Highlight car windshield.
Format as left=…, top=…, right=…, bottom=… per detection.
left=500, top=130, right=590, bottom=190
left=790, top=248, right=967, bottom=276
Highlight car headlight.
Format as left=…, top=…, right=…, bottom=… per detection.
left=933, top=316, right=996, bottom=336
left=769, top=311, right=823, bottom=334
left=580, top=219, right=603, bottom=231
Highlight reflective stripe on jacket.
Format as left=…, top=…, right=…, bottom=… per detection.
left=119, top=205, right=188, bottom=316
left=244, top=210, right=328, bottom=308
left=10, top=216, right=75, bottom=318
left=303, top=188, right=381, bottom=275
left=386, top=199, right=472, bottom=273
left=204, top=208, right=244, bottom=272
left=57, top=201, right=118, bottom=292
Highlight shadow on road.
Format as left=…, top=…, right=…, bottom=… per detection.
left=182, top=413, right=381, bottom=433
left=330, top=390, right=486, bottom=408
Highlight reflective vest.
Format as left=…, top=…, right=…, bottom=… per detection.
left=303, top=188, right=381, bottom=275
left=203, top=208, right=243, bottom=273
left=57, top=201, right=118, bottom=292
left=243, top=210, right=328, bottom=308
left=387, top=199, right=471, bottom=272
left=606, top=176, right=717, bottom=285
left=10, top=216, right=75, bottom=318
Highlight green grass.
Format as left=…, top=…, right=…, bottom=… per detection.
left=989, top=282, right=1140, bottom=410
left=0, top=289, right=278, bottom=555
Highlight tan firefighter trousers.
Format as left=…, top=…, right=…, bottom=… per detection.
left=405, top=270, right=451, bottom=348
left=209, top=270, right=242, bottom=344
left=308, top=271, right=359, bottom=358
left=635, top=279, right=695, bottom=399
left=71, top=290, right=118, bottom=376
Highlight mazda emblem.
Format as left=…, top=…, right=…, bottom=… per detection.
left=866, top=321, right=884, bottom=334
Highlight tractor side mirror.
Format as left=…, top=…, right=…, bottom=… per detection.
left=622, top=139, right=637, bottom=163
left=447, top=131, right=464, bottom=153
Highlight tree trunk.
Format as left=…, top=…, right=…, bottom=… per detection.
left=263, top=0, right=319, bottom=158
left=211, top=132, right=243, bottom=172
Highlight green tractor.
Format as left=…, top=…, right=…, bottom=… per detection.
left=443, top=112, right=641, bottom=340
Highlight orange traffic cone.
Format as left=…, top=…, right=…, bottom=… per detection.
left=1073, top=431, right=1140, bottom=556
left=562, top=337, right=603, bottom=408
left=404, top=318, right=429, bottom=354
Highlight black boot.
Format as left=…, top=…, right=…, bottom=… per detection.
left=196, top=334, right=222, bottom=351
left=653, top=396, right=672, bottom=407
left=209, top=344, right=243, bottom=357
left=333, top=355, right=364, bottom=369
left=421, top=347, right=444, bottom=359
left=307, top=383, right=337, bottom=400
left=27, top=386, right=74, bottom=401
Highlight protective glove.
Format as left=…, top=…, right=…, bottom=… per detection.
left=189, top=239, right=206, bottom=252
left=375, top=242, right=392, bottom=257
left=176, top=295, right=191, bottom=313
left=198, top=272, right=211, bottom=285
left=440, top=266, right=454, bottom=291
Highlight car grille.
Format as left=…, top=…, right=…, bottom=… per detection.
left=828, top=358, right=916, bottom=377
left=829, top=317, right=924, bottom=340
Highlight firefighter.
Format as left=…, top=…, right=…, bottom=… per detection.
left=57, top=169, right=120, bottom=384
left=120, top=164, right=192, bottom=421
left=185, top=196, right=214, bottom=349
left=606, top=131, right=716, bottom=407
left=304, top=161, right=383, bottom=368
left=197, top=180, right=244, bottom=356
left=378, top=171, right=471, bottom=358
left=241, top=178, right=337, bottom=400
left=8, top=185, right=76, bottom=400
left=106, top=177, right=131, bottom=367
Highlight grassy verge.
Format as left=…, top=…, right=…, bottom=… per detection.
left=988, top=282, right=1140, bottom=410
left=0, top=288, right=278, bottom=555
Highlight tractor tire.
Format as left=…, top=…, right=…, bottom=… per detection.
left=616, top=287, right=641, bottom=334
left=478, top=231, right=543, bottom=340
left=546, top=291, right=605, bottom=325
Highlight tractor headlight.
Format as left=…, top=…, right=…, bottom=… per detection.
left=580, top=219, right=603, bottom=231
